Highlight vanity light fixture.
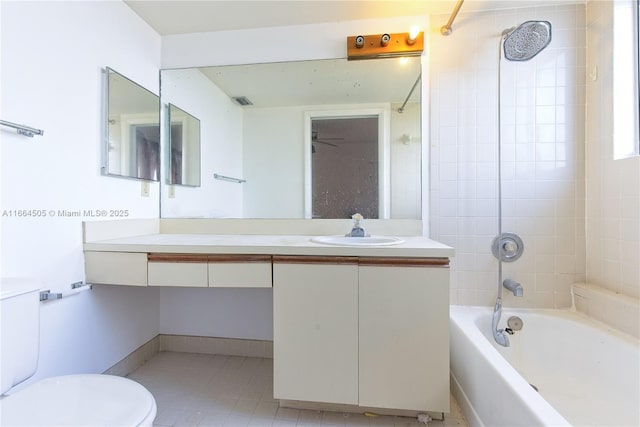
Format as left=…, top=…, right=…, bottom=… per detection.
left=347, top=31, right=424, bottom=60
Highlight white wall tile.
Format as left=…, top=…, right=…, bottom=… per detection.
left=430, top=4, right=589, bottom=308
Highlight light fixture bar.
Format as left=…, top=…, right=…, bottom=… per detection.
left=347, top=32, right=424, bottom=60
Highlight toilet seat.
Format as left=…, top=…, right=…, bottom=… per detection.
left=0, top=374, right=157, bottom=426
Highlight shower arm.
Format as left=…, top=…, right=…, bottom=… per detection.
left=440, top=0, right=465, bottom=36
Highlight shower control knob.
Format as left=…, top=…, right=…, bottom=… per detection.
left=492, top=232, right=524, bottom=262
left=503, top=240, right=517, bottom=254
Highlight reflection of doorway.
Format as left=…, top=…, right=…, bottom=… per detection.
left=311, top=116, right=379, bottom=219
left=169, top=123, right=183, bottom=184
left=131, top=124, right=160, bottom=181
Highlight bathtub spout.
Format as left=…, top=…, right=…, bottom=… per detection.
left=503, top=279, right=523, bottom=297
left=492, top=297, right=510, bottom=347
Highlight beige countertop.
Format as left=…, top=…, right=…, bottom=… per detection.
left=83, top=233, right=455, bottom=258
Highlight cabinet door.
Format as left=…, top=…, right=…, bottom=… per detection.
left=273, top=257, right=359, bottom=405
left=359, top=263, right=450, bottom=412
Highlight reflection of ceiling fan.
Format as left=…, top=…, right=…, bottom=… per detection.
left=312, top=130, right=342, bottom=147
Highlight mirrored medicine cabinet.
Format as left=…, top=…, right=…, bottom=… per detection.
left=104, top=67, right=160, bottom=181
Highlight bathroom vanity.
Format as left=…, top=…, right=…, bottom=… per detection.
left=83, top=219, right=454, bottom=414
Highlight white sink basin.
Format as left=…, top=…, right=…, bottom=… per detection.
left=310, top=235, right=404, bottom=246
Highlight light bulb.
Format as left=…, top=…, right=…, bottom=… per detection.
left=407, top=27, right=420, bottom=45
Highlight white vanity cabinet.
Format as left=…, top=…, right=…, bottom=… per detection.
left=273, top=255, right=450, bottom=413
left=273, top=256, right=360, bottom=405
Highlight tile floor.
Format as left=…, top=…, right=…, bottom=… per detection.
left=129, top=352, right=468, bottom=427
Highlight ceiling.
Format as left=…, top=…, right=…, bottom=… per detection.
left=193, top=56, right=421, bottom=108
left=124, top=0, right=583, bottom=36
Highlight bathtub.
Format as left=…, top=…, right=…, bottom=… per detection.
left=450, top=306, right=640, bottom=427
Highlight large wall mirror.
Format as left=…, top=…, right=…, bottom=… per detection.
left=104, top=67, right=160, bottom=181
left=159, top=57, right=422, bottom=219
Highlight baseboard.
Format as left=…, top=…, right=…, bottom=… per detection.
left=279, top=399, right=443, bottom=420
left=103, top=335, right=273, bottom=377
left=103, top=336, right=160, bottom=377
left=159, top=334, right=273, bottom=359
left=450, top=372, right=483, bottom=427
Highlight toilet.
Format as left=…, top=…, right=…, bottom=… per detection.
left=0, top=278, right=157, bottom=426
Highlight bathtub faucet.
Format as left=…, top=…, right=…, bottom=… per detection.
left=503, top=279, right=523, bottom=297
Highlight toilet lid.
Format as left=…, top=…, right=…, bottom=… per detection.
left=0, top=374, right=156, bottom=426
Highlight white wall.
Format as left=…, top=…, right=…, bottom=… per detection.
left=1, top=1, right=161, bottom=383
left=161, top=68, right=244, bottom=218
left=429, top=4, right=587, bottom=308
left=162, top=17, right=428, bottom=69
left=159, top=288, right=273, bottom=340
left=585, top=1, right=640, bottom=299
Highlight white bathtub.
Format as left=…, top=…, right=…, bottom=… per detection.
left=450, top=306, right=640, bottom=427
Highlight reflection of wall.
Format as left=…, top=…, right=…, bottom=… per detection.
left=161, top=69, right=243, bottom=217
left=430, top=4, right=587, bottom=308
left=1, top=1, right=160, bottom=385
left=242, top=107, right=305, bottom=218
left=391, top=102, right=421, bottom=218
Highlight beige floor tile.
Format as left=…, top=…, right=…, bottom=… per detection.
left=128, top=352, right=468, bottom=427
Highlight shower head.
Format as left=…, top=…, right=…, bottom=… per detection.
left=503, top=20, right=552, bottom=61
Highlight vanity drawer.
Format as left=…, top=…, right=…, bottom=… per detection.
left=85, top=251, right=148, bottom=286
left=208, top=255, right=272, bottom=288
left=147, top=254, right=208, bottom=287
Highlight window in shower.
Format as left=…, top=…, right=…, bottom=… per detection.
left=613, top=0, right=640, bottom=159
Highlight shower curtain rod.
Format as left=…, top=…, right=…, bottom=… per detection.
left=397, top=73, right=421, bottom=114
left=0, top=119, right=44, bottom=137
left=441, top=0, right=465, bottom=36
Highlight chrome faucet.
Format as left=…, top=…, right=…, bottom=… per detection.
left=503, top=279, right=523, bottom=297
left=347, top=213, right=367, bottom=237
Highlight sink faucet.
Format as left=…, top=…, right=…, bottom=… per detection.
left=503, top=279, right=523, bottom=297
left=347, top=213, right=367, bottom=237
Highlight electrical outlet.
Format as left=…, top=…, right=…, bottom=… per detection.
left=141, top=181, right=150, bottom=197
left=168, top=185, right=175, bottom=198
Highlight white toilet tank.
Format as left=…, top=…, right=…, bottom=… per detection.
left=0, top=278, right=41, bottom=395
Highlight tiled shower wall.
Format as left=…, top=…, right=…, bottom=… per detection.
left=585, top=1, right=640, bottom=301
left=429, top=4, right=587, bottom=308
